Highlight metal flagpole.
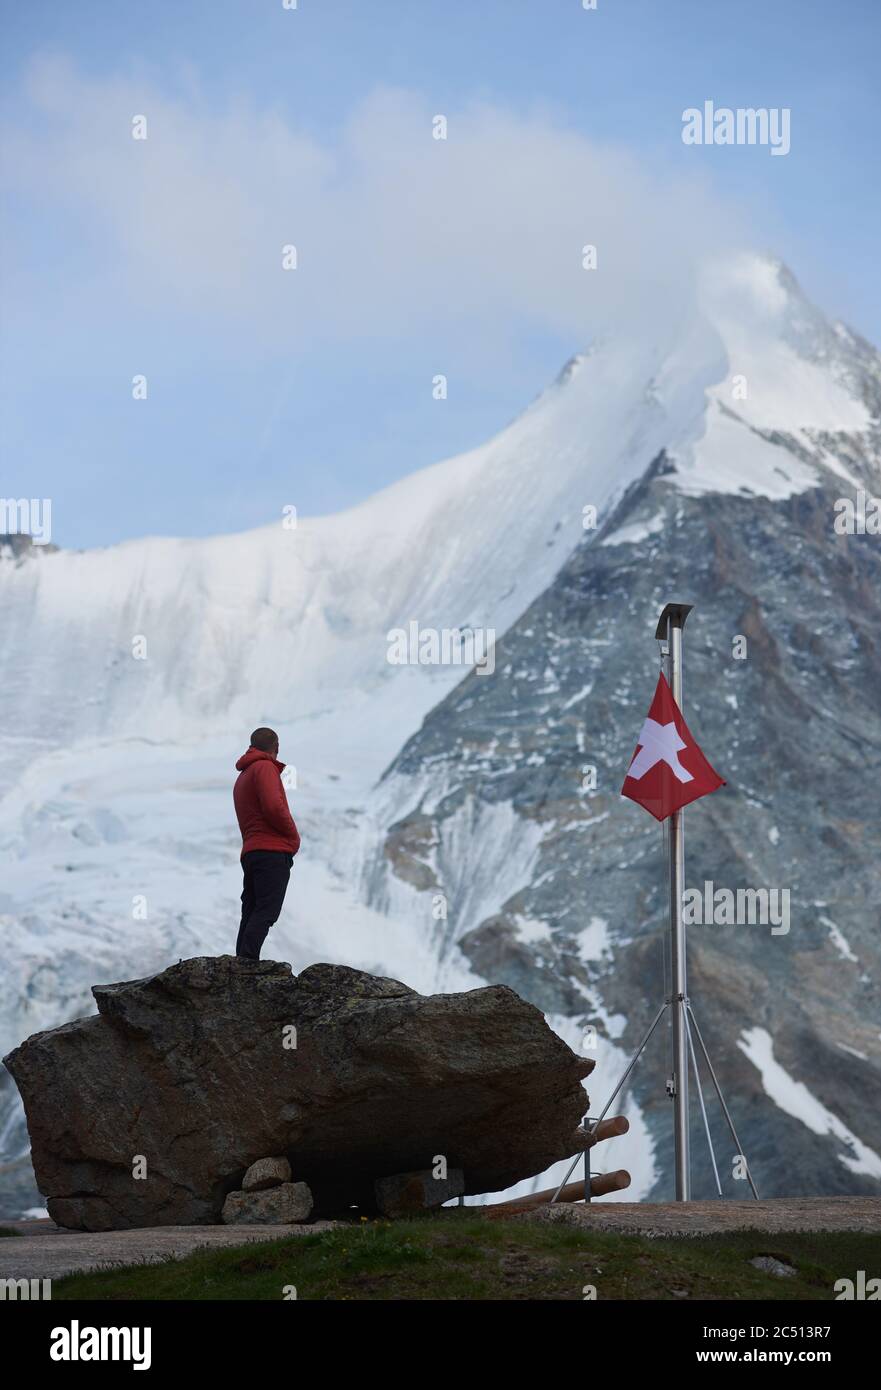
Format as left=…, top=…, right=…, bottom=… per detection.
left=656, top=603, right=693, bottom=1201
left=548, top=600, right=761, bottom=1208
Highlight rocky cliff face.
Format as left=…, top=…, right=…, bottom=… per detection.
left=3, top=956, right=593, bottom=1229
left=0, top=534, right=59, bottom=561
left=367, top=323, right=881, bottom=1200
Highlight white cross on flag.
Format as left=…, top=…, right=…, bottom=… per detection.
left=621, top=673, right=725, bottom=821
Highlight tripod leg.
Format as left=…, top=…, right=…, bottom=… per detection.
left=551, top=1001, right=668, bottom=1202
left=591, top=1001, right=669, bottom=1130
left=683, top=1004, right=722, bottom=1196
left=687, top=1005, right=760, bottom=1200
left=551, top=1152, right=584, bottom=1201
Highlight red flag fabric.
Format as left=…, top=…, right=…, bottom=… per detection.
left=621, top=673, right=725, bottom=821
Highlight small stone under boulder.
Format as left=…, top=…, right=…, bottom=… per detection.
left=375, top=1167, right=465, bottom=1218
left=222, top=1182, right=313, bottom=1225
left=242, top=1156, right=291, bottom=1192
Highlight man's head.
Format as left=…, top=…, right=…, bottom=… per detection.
left=250, top=727, right=279, bottom=758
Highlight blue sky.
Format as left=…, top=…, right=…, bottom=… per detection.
left=1, top=0, right=879, bottom=548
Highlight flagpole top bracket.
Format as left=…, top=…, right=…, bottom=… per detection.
left=655, top=603, right=694, bottom=640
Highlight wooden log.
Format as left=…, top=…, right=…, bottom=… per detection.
left=487, top=1168, right=631, bottom=1214
left=586, top=1116, right=630, bottom=1147
left=569, top=1115, right=629, bottom=1151
left=589, top=1169, right=631, bottom=1198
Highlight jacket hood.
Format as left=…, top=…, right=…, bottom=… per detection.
left=236, top=747, right=286, bottom=773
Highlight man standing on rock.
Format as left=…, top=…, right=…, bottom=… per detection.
left=233, top=727, right=301, bottom=959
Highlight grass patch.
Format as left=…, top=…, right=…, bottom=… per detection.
left=52, top=1213, right=881, bottom=1301
left=0, top=1227, right=23, bottom=1238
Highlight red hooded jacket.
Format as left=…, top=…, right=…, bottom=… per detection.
left=233, top=748, right=301, bottom=858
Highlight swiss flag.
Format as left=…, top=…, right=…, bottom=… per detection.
left=621, top=673, right=725, bottom=822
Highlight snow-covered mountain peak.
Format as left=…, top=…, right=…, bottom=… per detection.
left=651, top=252, right=879, bottom=500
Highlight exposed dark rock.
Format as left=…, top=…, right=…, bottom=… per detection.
left=368, top=455, right=881, bottom=1200
left=0, top=533, right=59, bottom=561
left=374, top=1166, right=465, bottom=1217
left=242, top=1156, right=291, bottom=1192
left=222, top=1182, right=312, bottom=1225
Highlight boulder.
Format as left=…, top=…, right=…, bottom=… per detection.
left=223, top=1181, right=313, bottom=1225
left=3, top=956, right=593, bottom=1230
left=242, top=1156, right=291, bottom=1192
left=375, top=1167, right=465, bottom=1217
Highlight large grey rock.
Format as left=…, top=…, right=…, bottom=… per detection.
left=242, top=1156, right=291, bottom=1192
left=3, top=957, right=592, bottom=1230
left=223, top=1182, right=312, bottom=1225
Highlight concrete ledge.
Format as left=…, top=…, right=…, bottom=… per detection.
left=0, top=1218, right=338, bottom=1282
left=523, top=1196, right=881, bottom=1237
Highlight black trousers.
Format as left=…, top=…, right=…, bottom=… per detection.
left=236, top=850, right=293, bottom=960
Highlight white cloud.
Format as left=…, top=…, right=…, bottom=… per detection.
left=4, top=56, right=750, bottom=361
